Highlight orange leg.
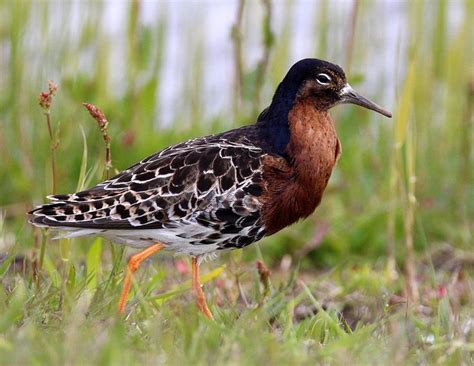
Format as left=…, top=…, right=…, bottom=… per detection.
left=118, top=243, right=166, bottom=314
left=192, top=257, right=214, bottom=320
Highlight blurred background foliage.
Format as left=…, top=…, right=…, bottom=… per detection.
left=0, top=0, right=473, bottom=364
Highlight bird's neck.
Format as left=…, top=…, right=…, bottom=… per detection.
left=259, top=80, right=302, bottom=155
left=286, top=98, right=339, bottom=186
left=259, top=97, right=341, bottom=235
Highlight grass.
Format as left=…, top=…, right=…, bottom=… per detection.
left=0, top=1, right=473, bottom=365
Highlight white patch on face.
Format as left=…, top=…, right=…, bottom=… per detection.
left=339, top=83, right=353, bottom=96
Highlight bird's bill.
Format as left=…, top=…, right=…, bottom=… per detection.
left=339, top=84, right=392, bottom=118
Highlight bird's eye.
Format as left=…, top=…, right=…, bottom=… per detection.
left=316, top=73, right=332, bottom=85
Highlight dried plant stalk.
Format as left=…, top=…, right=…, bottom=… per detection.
left=253, top=0, right=274, bottom=114
left=38, top=80, right=59, bottom=194
left=231, top=0, right=245, bottom=115
left=256, top=259, right=271, bottom=300
left=344, top=0, right=359, bottom=73
left=36, top=81, right=59, bottom=279
left=404, top=124, right=419, bottom=303
left=83, top=103, right=112, bottom=178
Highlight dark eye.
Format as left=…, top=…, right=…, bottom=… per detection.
left=316, top=73, right=332, bottom=85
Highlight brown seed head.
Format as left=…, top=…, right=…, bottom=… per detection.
left=83, top=103, right=108, bottom=131
left=38, top=81, right=58, bottom=111
left=256, top=260, right=271, bottom=286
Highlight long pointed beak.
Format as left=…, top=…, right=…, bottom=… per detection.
left=339, top=84, right=392, bottom=118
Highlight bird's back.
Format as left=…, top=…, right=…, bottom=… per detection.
left=29, top=126, right=270, bottom=255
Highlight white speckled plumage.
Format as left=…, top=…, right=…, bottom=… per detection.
left=29, top=135, right=268, bottom=256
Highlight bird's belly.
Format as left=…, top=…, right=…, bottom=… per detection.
left=99, top=228, right=218, bottom=252
left=98, top=223, right=264, bottom=256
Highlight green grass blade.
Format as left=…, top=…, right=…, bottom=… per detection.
left=153, top=265, right=225, bottom=305
left=86, top=237, right=102, bottom=290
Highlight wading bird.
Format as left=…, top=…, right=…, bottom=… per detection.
left=29, top=58, right=391, bottom=319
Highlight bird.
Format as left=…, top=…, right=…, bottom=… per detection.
left=28, top=58, right=392, bottom=319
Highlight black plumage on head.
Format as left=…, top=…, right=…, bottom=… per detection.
left=257, top=58, right=346, bottom=156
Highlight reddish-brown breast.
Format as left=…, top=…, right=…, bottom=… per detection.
left=260, top=98, right=341, bottom=234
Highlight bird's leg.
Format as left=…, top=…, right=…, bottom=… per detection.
left=191, top=257, right=214, bottom=320
left=118, top=242, right=166, bottom=314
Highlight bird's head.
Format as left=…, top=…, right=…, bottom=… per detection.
left=281, top=58, right=392, bottom=118
left=260, top=58, right=392, bottom=154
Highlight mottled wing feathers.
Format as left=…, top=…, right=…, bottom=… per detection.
left=29, top=137, right=268, bottom=246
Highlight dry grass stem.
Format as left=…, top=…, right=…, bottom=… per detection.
left=253, top=0, right=274, bottom=114
left=256, top=259, right=271, bottom=300
left=83, top=103, right=112, bottom=178
left=344, top=0, right=359, bottom=73
left=231, top=0, right=245, bottom=115
left=38, top=80, right=59, bottom=194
